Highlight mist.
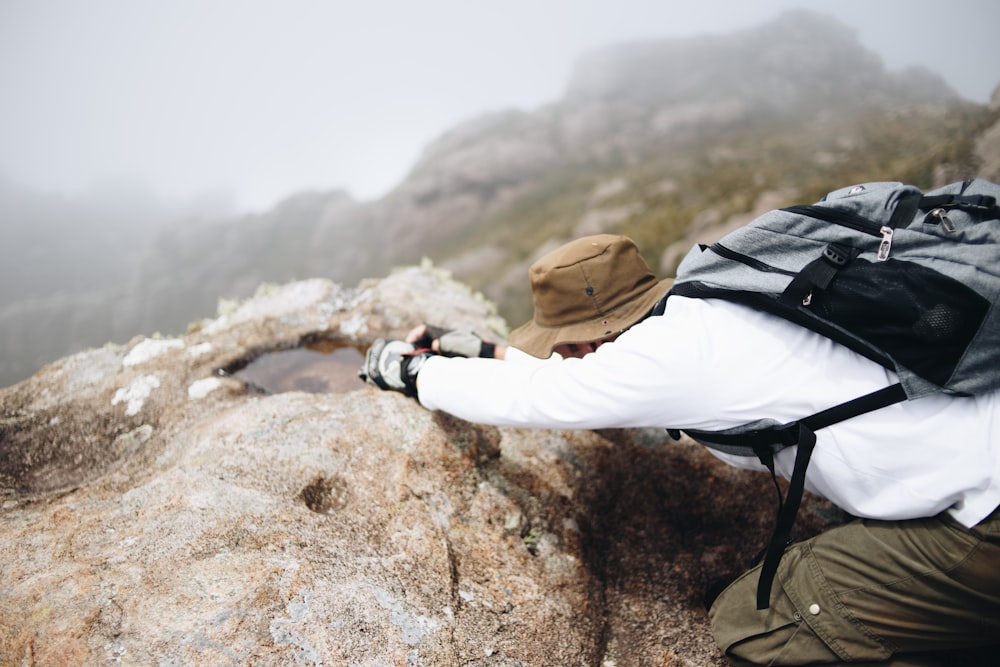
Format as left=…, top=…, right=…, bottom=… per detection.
left=1, top=1, right=998, bottom=388
left=1, top=0, right=997, bottom=212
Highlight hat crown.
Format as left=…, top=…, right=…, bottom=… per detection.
left=529, top=235, right=657, bottom=327
left=508, top=234, right=671, bottom=358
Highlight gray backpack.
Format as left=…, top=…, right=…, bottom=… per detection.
left=667, top=178, right=1000, bottom=609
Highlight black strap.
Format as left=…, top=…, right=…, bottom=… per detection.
left=778, top=243, right=859, bottom=308
left=756, top=421, right=816, bottom=609
left=800, top=383, right=906, bottom=432
left=919, top=193, right=999, bottom=217
left=651, top=292, right=669, bottom=317
left=684, top=383, right=906, bottom=451
left=752, top=383, right=906, bottom=609
left=889, top=192, right=923, bottom=228
left=679, top=384, right=907, bottom=609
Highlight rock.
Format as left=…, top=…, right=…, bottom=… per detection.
left=974, top=84, right=1000, bottom=182
left=0, top=267, right=845, bottom=665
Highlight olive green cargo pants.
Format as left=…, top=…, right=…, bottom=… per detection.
left=709, top=506, right=1000, bottom=666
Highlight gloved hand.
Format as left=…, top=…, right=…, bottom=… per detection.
left=408, top=324, right=496, bottom=359
left=358, top=339, right=432, bottom=398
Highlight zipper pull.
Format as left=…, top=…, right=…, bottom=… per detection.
left=877, top=226, right=893, bottom=261
left=929, top=207, right=957, bottom=232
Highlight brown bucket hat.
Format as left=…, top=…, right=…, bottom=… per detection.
left=508, top=234, right=674, bottom=358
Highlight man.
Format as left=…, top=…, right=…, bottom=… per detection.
left=361, top=233, right=1000, bottom=666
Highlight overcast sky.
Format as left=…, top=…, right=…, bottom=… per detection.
left=1, top=0, right=998, bottom=213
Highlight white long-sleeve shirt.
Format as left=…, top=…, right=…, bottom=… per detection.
left=417, top=296, right=1000, bottom=529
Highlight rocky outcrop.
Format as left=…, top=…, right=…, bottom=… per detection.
left=559, top=10, right=951, bottom=155
left=386, top=11, right=956, bottom=259
left=0, top=268, right=845, bottom=666
left=973, top=84, right=1000, bottom=183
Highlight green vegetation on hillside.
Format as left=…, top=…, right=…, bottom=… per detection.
left=444, top=101, right=997, bottom=326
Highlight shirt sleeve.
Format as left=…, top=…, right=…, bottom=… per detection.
left=416, top=297, right=726, bottom=429
left=416, top=295, right=895, bottom=432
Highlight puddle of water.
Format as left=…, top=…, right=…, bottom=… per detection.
left=229, top=339, right=365, bottom=394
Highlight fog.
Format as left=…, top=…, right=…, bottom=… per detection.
left=1, top=0, right=998, bottom=388
left=1, top=0, right=998, bottom=213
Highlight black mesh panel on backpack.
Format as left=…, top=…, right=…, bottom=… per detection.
left=809, top=257, right=990, bottom=389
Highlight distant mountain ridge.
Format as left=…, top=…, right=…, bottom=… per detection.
left=564, top=10, right=949, bottom=108
left=2, top=9, right=996, bottom=388
left=391, top=10, right=956, bottom=235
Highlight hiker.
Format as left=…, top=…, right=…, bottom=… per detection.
left=361, top=232, right=999, bottom=665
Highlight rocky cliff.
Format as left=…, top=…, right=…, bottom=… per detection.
left=0, top=268, right=846, bottom=666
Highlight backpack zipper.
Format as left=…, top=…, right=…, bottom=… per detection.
left=782, top=205, right=894, bottom=261
left=876, top=226, right=894, bottom=260
left=926, top=208, right=957, bottom=232
left=706, top=243, right=798, bottom=276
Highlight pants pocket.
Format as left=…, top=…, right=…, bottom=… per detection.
left=709, top=541, right=893, bottom=664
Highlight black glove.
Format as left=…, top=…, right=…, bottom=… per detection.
left=412, top=324, right=496, bottom=359
left=410, top=324, right=449, bottom=350
left=358, top=339, right=431, bottom=398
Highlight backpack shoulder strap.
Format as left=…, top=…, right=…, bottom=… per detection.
left=752, top=383, right=906, bottom=609
left=681, top=383, right=907, bottom=609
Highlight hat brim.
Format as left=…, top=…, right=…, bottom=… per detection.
left=508, top=278, right=674, bottom=358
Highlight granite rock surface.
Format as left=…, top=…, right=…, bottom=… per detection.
left=0, top=267, right=843, bottom=666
